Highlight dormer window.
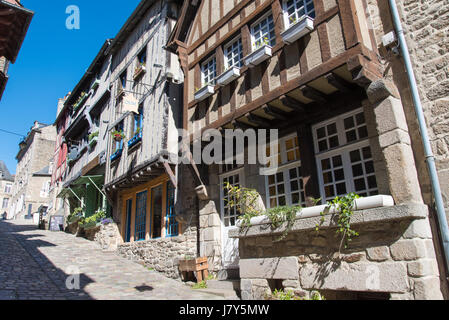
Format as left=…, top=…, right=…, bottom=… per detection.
left=283, top=0, right=315, bottom=28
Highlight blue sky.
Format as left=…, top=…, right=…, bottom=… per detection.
left=0, top=0, right=141, bottom=174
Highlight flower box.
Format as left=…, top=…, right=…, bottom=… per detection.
left=194, top=85, right=214, bottom=102
left=91, top=79, right=100, bottom=91
left=244, top=45, right=272, bottom=68
left=216, top=67, right=240, bottom=86
left=133, top=65, right=146, bottom=80
left=73, top=92, right=88, bottom=112
left=89, top=136, right=98, bottom=149
left=110, top=148, right=123, bottom=162
left=128, top=132, right=142, bottom=148
left=281, top=16, right=314, bottom=45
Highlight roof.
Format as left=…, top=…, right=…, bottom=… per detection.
left=0, top=0, right=34, bottom=63
left=166, top=0, right=199, bottom=53
left=0, top=160, right=14, bottom=181
left=58, top=39, right=112, bottom=125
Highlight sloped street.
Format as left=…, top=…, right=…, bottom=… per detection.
left=0, top=220, right=223, bottom=300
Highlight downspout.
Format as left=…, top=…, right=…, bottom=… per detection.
left=388, top=0, right=449, bottom=276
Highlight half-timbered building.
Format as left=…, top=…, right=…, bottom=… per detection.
left=167, top=0, right=445, bottom=299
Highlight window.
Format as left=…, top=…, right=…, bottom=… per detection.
left=313, top=109, right=378, bottom=202
left=40, top=181, right=50, bottom=198
left=113, top=122, right=124, bottom=153
left=137, top=47, right=147, bottom=66
left=4, top=183, right=11, bottom=193
left=2, top=198, right=9, bottom=209
left=283, top=0, right=315, bottom=28
left=119, top=70, right=127, bottom=89
left=151, top=185, right=163, bottom=238
left=220, top=170, right=244, bottom=227
left=251, top=13, right=276, bottom=49
left=133, top=105, right=144, bottom=137
left=201, top=56, right=217, bottom=86
left=265, top=134, right=306, bottom=208
left=166, top=183, right=178, bottom=237
left=134, top=191, right=148, bottom=241
left=224, top=38, right=243, bottom=69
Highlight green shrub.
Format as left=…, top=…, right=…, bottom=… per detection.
left=79, top=210, right=106, bottom=229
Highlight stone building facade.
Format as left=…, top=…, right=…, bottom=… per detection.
left=0, top=160, right=14, bottom=219
left=167, top=0, right=448, bottom=299
left=10, top=122, right=56, bottom=220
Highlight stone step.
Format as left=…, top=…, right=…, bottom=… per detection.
left=196, top=288, right=240, bottom=300
left=207, top=279, right=240, bottom=291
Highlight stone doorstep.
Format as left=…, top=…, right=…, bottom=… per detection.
left=207, top=279, right=241, bottom=291
left=229, top=203, right=428, bottom=239
left=194, top=288, right=240, bottom=300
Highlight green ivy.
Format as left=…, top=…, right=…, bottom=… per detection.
left=224, top=183, right=300, bottom=241
left=315, top=193, right=361, bottom=251
left=79, top=209, right=106, bottom=229
left=266, top=205, right=301, bottom=242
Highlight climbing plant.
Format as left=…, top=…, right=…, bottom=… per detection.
left=315, top=193, right=361, bottom=251
left=224, top=183, right=300, bottom=241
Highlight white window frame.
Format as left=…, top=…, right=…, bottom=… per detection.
left=282, top=0, right=316, bottom=28
left=5, top=183, right=11, bottom=193
left=224, top=36, right=244, bottom=69
left=201, top=55, right=217, bottom=86
left=312, top=108, right=378, bottom=202
left=264, top=133, right=305, bottom=209
left=2, top=198, right=9, bottom=209
left=219, top=168, right=245, bottom=227
left=250, top=11, right=276, bottom=50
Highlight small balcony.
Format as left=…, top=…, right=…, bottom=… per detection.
left=244, top=44, right=272, bottom=68
left=281, top=16, right=314, bottom=45
left=194, top=84, right=214, bottom=102
left=216, top=67, right=240, bottom=86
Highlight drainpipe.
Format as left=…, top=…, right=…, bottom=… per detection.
left=388, top=0, right=449, bottom=276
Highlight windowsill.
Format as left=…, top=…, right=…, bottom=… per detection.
left=194, top=85, right=215, bottom=101
left=128, top=133, right=142, bottom=149
left=281, top=16, right=314, bottom=45
left=216, top=67, right=241, bottom=86
left=244, top=44, right=272, bottom=68
left=230, top=200, right=430, bottom=239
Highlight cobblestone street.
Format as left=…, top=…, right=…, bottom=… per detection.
left=0, top=220, right=224, bottom=300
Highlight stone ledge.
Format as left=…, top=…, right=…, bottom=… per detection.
left=229, top=203, right=428, bottom=239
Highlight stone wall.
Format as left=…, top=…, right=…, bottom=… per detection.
left=366, top=0, right=449, bottom=218
left=232, top=204, right=443, bottom=300
left=117, top=227, right=198, bottom=279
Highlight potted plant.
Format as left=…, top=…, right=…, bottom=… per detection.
left=281, top=15, right=314, bottom=45
left=73, top=91, right=88, bottom=111
left=134, top=62, right=146, bottom=80
left=216, top=65, right=240, bottom=86
left=111, top=130, right=125, bottom=142
left=244, top=37, right=272, bottom=68
left=89, top=131, right=99, bottom=148
left=194, top=83, right=215, bottom=101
